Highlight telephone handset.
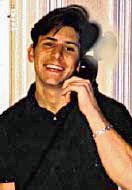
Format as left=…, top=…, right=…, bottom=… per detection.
left=70, top=55, right=98, bottom=101
left=74, top=55, right=98, bottom=85
left=71, top=55, right=99, bottom=98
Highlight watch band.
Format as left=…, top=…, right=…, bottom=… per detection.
left=93, top=124, right=113, bottom=138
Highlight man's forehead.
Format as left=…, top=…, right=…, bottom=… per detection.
left=38, top=26, right=80, bottom=44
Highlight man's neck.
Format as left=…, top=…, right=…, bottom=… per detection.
left=35, top=82, right=70, bottom=114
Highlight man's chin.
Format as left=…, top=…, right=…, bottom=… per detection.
left=40, top=74, right=74, bottom=87
left=43, top=79, right=64, bottom=88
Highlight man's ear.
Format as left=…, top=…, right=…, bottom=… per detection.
left=27, top=44, right=34, bottom=62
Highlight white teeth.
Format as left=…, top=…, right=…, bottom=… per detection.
left=46, top=64, right=63, bottom=71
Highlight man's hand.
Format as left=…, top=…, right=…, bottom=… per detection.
left=62, top=76, right=102, bottom=121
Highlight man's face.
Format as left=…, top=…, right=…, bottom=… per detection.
left=33, top=26, right=80, bottom=87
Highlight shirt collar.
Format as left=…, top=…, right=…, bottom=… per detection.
left=26, top=82, right=78, bottom=119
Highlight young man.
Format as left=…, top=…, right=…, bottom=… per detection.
left=0, top=5, right=132, bottom=190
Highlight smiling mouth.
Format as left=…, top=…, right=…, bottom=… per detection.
left=44, top=64, right=64, bottom=71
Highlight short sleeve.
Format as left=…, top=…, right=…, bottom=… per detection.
left=0, top=117, right=16, bottom=183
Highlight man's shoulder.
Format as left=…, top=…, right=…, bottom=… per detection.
left=0, top=96, right=29, bottom=120
left=0, top=83, right=36, bottom=121
left=97, top=92, right=132, bottom=143
left=97, top=92, right=130, bottom=116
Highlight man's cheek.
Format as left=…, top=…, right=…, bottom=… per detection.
left=66, top=68, right=76, bottom=79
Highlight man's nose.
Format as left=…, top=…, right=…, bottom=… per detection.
left=52, top=44, right=63, bottom=60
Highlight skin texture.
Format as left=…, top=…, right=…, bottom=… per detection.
left=0, top=183, right=15, bottom=190
left=28, top=26, right=132, bottom=190
left=28, top=26, right=80, bottom=113
left=30, top=27, right=80, bottom=87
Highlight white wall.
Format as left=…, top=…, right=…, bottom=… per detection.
left=0, top=0, right=10, bottom=114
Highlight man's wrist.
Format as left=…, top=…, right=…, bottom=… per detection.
left=92, top=124, right=113, bottom=138
left=85, top=107, right=109, bottom=131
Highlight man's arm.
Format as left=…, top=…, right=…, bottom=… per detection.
left=85, top=107, right=132, bottom=190
left=0, top=182, right=15, bottom=190
left=62, top=76, right=132, bottom=190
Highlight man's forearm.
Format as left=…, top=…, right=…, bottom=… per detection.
left=85, top=109, right=132, bottom=190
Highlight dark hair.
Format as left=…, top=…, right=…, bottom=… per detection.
left=31, top=5, right=100, bottom=57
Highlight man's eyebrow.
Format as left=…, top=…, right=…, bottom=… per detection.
left=65, top=41, right=80, bottom=48
left=44, top=37, right=80, bottom=48
left=45, top=37, right=57, bottom=41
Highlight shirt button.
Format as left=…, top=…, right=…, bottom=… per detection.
left=73, top=168, right=76, bottom=173
left=53, top=116, right=57, bottom=121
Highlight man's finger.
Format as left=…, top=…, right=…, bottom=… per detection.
left=63, top=76, right=91, bottom=89
left=62, top=84, right=88, bottom=96
left=65, top=91, right=71, bottom=103
left=62, top=76, right=84, bottom=89
left=62, top=81, right=94, bottom=96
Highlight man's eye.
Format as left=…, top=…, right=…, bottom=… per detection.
left=42, top=42, right=54, bottom=47
left=65, top=47, right=75, bottom=52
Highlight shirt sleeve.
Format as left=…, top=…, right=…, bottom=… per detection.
left=101, top=99, right=132, bottom=146
left=114, top=104, right=132, bottom=146
left=0, top=118, right=16, bottom=183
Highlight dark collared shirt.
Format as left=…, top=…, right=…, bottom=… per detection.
left=0, top=83, right=132, bottom=190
